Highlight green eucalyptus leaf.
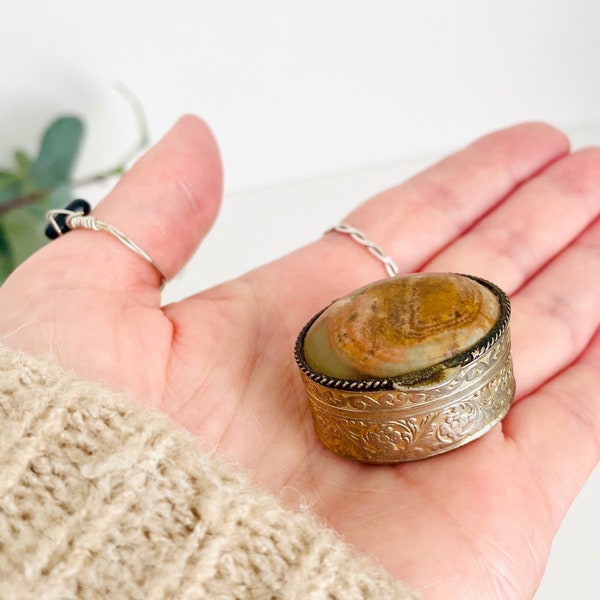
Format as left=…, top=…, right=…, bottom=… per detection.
left=1, top=206, right=48, bottom=267
left=30, top=116, right=85, bottom=188
left=47, top=183, right=72, bottom=210
left=14, top=150, right=32, bottom=179
left=0, top=170, right=19, bottom=191
left=24, top=192, right=50, bottom=220
left=0, top=226, right=15, bottom=284
left=0, top=178, right=23, bottom=205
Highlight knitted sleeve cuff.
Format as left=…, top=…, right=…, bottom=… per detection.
left=0, top=346, right=419, bottom=599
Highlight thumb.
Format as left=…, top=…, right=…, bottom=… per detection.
left=32, top=115, right=223, bottom=291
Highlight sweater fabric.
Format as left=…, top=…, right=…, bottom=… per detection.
left=0, top=346, right=419, bottom=599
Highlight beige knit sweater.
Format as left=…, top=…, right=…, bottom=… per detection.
left=0, top=346, right=419, bottom=599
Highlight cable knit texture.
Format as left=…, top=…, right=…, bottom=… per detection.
left=0, top=346, right=419, bottom=599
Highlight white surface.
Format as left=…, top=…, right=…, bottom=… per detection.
left=536, top=467, right=600, bottom=598
left=1, top=1, right=600, bottom=192
left=1, top=1, right=599, bottom=597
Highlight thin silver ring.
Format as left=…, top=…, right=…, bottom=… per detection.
left=46, top=208, right=166, bottom=287
left=326, top=223, right=399, bottom=278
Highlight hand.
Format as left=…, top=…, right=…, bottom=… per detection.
left=1, top=117, right=599, bottom=599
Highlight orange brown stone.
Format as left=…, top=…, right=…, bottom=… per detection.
left=303, top=273, right=500, bottom=379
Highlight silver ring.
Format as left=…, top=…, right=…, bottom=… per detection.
left=46, top=202, right=166, bottom=287
left=327, top=223, right=399, bottom=278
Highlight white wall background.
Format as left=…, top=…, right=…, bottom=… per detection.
left=1, top=1, right=599, bottom=597
left=2, top=0, right=600, bottom=191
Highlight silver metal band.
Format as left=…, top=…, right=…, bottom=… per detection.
left=300, top=325, right=514, bottom=463
left=46, top=208, right=166, bottom=286
left=327, top=223, right=399, bottom=278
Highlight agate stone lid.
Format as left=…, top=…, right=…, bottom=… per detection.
left=296, top=273, right=510, bottom=388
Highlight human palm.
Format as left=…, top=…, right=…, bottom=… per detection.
left=1, top=117, right=599, bottom=599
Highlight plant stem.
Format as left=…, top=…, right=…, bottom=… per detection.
left=0, top=190, right=46, bottom=217
left=0, top=166, right=125, bottom=218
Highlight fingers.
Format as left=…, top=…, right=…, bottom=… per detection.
left=340, top=122, right=569, bottom=277
left=38, top=115, right=223, bottom=290
left=248, top=123, right=569, bottom=328
left=503, top=326, right=600, bottom=530
left=419, top=145, right=600, bottom=398
left=509, top=215, right=600, bottom=398
left=424, top=148, right=600, bottom=293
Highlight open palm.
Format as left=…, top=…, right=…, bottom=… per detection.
left=1, top=117, right=599, bottom=599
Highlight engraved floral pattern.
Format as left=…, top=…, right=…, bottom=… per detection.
left=304, top=341, right=515, bottom=462
left=367, top=419, right=419, bottom=452
left=438, top=406, right=473, bottom=442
